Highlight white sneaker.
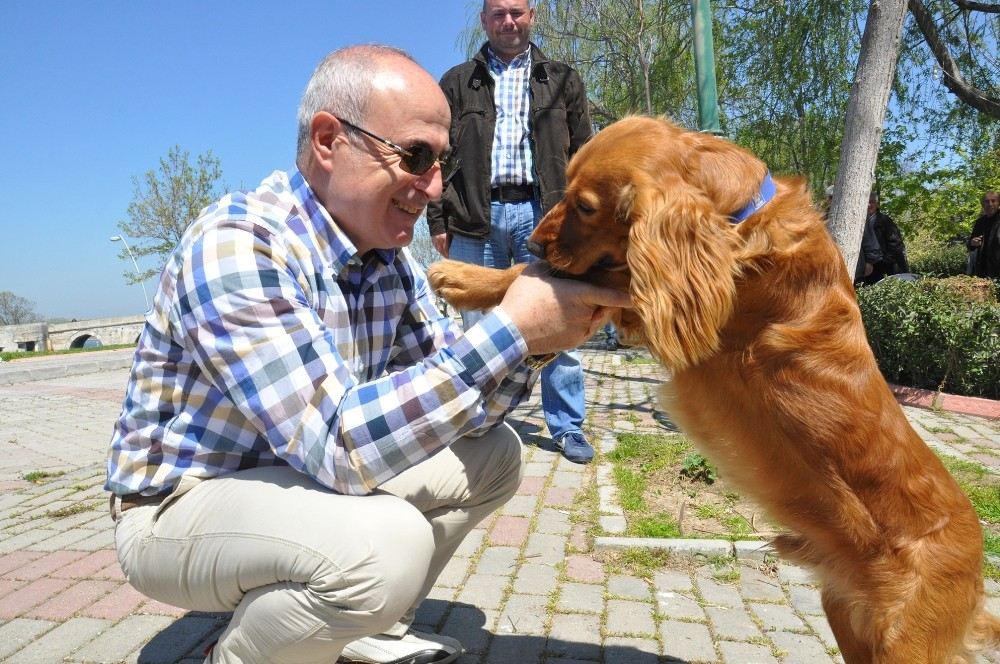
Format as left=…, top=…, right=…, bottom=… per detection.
left=338, top=629, right=463, bottom=664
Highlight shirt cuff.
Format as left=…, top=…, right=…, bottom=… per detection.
left=449, top=308, right=528, bottom=393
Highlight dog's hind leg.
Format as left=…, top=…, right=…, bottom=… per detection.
left=821, top=588, right=873, bottom=664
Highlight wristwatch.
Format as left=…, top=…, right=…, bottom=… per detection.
left=524, top=353, right=557, bottom=371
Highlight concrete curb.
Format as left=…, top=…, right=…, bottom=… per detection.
left=0, top=352, right=133, bottom=386
left=595, top=536, right=776, bottom=563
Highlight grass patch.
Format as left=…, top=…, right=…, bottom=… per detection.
left=0, top=343, right=134, bottom=362
left=22, top=470, right=65, bottom=484
left=937, top=455, right=1000, bottom=569
left=46, top=503, right=93, bottom=519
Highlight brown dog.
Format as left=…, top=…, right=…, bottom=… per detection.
left=427, top=116, right=1000, bottom=662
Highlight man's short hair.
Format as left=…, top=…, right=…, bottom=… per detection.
left=982, top=191, right=999, bottom=204
left=296, top=45, right=415, bottom=161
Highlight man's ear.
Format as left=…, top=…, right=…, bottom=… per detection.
left=309, top=112, right=343, bottom=170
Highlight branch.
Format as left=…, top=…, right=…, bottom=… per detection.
left=909, top=0, right=1000, bottom=118
left=952, top=0, right=1000, bottom=12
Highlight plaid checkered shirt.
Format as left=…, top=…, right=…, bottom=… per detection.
left=106, top=169, right=537, bottom=497
left=487, top=46, right=534, bottom=187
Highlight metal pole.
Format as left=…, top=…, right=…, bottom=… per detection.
left=110, top=235, right=151, bottom=312
left=690, top=0, right=722, bottom=134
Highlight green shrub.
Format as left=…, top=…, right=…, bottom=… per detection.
left=856, top=276, right=1000, bottom=399
left=908, top=241, right=968, bottom=277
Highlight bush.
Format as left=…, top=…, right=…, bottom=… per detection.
left=856, top=276, right=1000, bottom=400
left=906, top=228, right=969, bottom=277
left=908, top=242, right=968, bottom=277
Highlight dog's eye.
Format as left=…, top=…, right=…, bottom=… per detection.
left=576, top=201, right=595, bottom=215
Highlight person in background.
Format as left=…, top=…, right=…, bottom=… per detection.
left=105, top=44, right=627, bottom=664
left=968, top=190, right=1000, bottom=280
left=860, top=190, right=909, bottom=285
left=426, top=0, right=597, bottom=464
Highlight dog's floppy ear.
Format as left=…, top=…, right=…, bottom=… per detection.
left=682, top=132, right=769, bottom=216
left=626, top=178, right=738, bottom=370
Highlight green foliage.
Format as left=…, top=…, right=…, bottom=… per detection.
left=117, top=145, right=225, bottom=283
left=680, top=453, right=718, bottom=485
left=906, top=230, right=969, bottom=277
left=856, top=277, right=1000, bottom=399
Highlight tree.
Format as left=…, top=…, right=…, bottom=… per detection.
left=0, top=291, right=42, bottom=325
left=828, top=0, right=911, bottom=280
left=116, top=146, right=224, bottom=283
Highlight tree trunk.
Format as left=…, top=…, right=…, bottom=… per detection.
left=827, top=0, right=909, bottom=281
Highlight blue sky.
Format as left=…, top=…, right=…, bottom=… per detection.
left=0, top=1, right=480, bottom=320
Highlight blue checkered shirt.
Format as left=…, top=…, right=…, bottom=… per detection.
left=106, top=169, right=537, bottom=497
left=488, top=46, right=534, bottom=187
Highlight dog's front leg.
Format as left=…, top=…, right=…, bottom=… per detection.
left=427, top=260, right=526, bottom=311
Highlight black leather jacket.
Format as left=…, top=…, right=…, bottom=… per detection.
left=426, top=43, right=591, bottom=239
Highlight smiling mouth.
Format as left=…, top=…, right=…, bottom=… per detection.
left=393, top=199, right=423, bottom=215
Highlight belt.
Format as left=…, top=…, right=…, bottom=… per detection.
left=490, top=184, right=536, bottom=203
left=109, top=492, right=168, bottom=521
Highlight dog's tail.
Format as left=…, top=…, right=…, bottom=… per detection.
left=965, top=605, right=1000, bottom=656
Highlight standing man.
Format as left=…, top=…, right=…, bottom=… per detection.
left=427, top=0, right=596, bottom=464
left=859, top=191, right=909, bottom=285
left=106, top=45, right=627, bottom=664
left=968, top=190, right=1000, bottom=279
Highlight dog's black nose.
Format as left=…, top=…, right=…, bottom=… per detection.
left=526, top=239, right=546, bottom=259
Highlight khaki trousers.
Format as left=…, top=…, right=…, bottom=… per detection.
left=113, top=424, right=523, bottom=663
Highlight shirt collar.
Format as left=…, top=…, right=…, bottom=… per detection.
left=486, top=45, right=531, bottom=73
left=288, top=168, right=397, bottom=270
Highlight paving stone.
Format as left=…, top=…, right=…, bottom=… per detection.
left=697, top=576, right=744, bottom=609
left=564, top=555, right=604, bottom=583
left=25, top=579, right=119, bottom=620
left=476, top=546, right=519, bottom=576
left=72, top=614, right=176, bottom=663
left=512, top=562, right=558, bottom=596
left=50, top=549, right=118, bottom=579
left=706, top=605, right=762, bottom=641
left=535, top=507, right=571, bottom=536
left=788, top=583, right=825, bottom=615
left=777, top=562, right=815, bottom=586
left=484, top=633, right=545, bottom=663
left=770, top=630, right=838, bottom=663
left=557, top=582, right=604, bottom=613
left=656, top=589, right=706, bottom=621
left=804, top=614, right=839, bottom=649
left=6, top=617, right=110, bottom=664
left=599, top=515, right=627, bottom=533
left=3, top=549, right=89, bottom=581
left=516, top=476, right=546, bottom=495
left=490, top=516, right=530, bottom=548
left=124, top=614, right=221, bottom=664
left=523, top=532, right=565, bottom=565
left=659, top=619, right=715, bottom=662
left=607, top=574, right=649, bottom=600
left=454, top=529, right=485, bottom=558
left=500, top=495, right=537, bottom=518
left=750, top=601, right=807, bottom=631
left=0, top=551, right=46, bottom=577
left=606, top=599, right=655, bottom=636
left=739, top=567, right=785, bottom=602
left=603, top=635, right=659, bottom=664
left=436, top=554, right=472, bottom=588
left=653, top=569, right=694, bottom=593
left=441, top=605, right=497, bottom=655
left=456, top=574, right=507, bottom=611
left=547, top=613, right=601, bottom=660
left=0, top=618, right=56, bottom=660
left=497, top=594, right=548, bottom=636
left=0, top=577, right=68, bottom=619
left=718, top=639, right=779, bottom=663
left=543, top=486, right=576, bottom=508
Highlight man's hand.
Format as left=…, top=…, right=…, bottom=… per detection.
left=432, top=233, right=449, bottom=257
left=497, top=263, right=632, bottom=355
left=970, top=235, right=984, bottom=249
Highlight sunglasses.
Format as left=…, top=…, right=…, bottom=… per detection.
left=336, top=116, right=457, bottom=181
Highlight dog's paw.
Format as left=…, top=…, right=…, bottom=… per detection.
left=427, top=260, right=514, bottom=310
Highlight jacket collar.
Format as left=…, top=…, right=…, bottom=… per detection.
left=473, top=42, right=550, bottom=83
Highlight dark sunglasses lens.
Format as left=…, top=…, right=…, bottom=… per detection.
left=401, top=145, right=437, bottom=175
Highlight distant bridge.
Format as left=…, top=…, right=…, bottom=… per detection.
left=0, top=315, right=145, bottom=353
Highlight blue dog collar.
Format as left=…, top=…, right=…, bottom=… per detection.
left=729, top=172, right=776, bottom=224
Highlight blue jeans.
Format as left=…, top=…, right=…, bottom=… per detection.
left=450, top=199, right=586, bottom=441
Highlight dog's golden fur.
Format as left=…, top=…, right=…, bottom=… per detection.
left=428, top=116, right=1000, bottom=662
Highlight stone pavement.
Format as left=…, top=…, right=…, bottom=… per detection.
left=1, top=347, right=1000, bottom=663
